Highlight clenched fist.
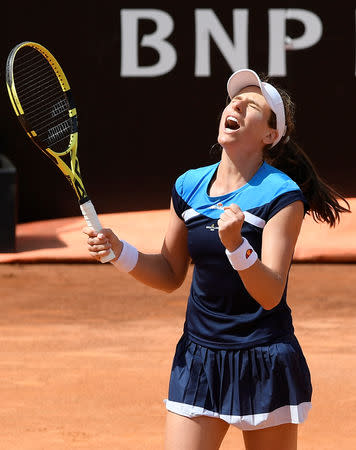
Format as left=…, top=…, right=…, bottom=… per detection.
left=217, top=203, right=244, bottom=252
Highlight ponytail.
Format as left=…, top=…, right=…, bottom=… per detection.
left=260, top=75, right=351, bottom=227
left=263, top=138, right=350, bottom=227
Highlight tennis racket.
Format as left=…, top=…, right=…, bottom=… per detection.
left=6, top=41, right=115, bottom=263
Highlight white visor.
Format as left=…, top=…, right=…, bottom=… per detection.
left=227, top=69, right=286, bottom=147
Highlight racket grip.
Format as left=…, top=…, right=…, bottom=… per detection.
left=80, top=200, right=116, bottom=263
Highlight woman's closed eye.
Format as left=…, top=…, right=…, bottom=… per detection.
left=247, top=101, right=260, bottom=110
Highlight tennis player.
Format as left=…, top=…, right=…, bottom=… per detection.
left=83, top=69, right=349, bottom=450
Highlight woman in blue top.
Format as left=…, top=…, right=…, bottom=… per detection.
left=83, top=69, right=349, bottom=450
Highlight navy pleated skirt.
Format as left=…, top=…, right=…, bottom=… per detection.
left=165, top=334, right=312, bottom=430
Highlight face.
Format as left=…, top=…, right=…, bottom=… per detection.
left=217, top=85, right=277, bottom=152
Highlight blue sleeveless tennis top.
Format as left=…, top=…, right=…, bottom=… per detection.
left=172, top=161, right=308, bottom=349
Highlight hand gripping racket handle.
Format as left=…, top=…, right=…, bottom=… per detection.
left=80, top=200, right=116, bottom=263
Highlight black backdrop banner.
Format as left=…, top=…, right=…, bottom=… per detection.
left=0, top=2, right=355, bottom=223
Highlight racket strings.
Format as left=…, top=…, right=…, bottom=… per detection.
left=31, top=111, right=70, bottom=142
left=14, top=51, right=66, bottom=89
left=41, top=118, right=72, bottom=145
left=21, top=92, right=68, bottom=126
left=14, top=59, right=53, bottom=84
left=18, top=89, right=65, bottom=119
left=16, top=71, right=61, bottom=102
left=21, top=88, right=70, bottom=151
left=13, top=46, right=73, bottom=153
left=15, top=63, right=66, bottom=112
left=14, top=61, right=66, bottom=107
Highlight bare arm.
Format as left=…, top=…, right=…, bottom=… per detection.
left=83, top=199, right=191, bottom=293
left=218, top=201, right=304, bottom=310
left=130, top=200, right=191, bottom=292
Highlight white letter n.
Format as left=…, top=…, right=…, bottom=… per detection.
left=195, top=9, right=248, bottom=77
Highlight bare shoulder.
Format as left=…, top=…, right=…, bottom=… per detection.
left=265, top=200, right=305, bottom=232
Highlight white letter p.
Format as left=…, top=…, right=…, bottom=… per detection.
left=269, top=9, right=323, bottom=76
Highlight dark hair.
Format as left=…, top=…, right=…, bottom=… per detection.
left=262, top=79, right=350, bottom=227
left=211, top=80, right=350, bottom=227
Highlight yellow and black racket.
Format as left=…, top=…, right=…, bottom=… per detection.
left=6, top=41, right=114, bottom=263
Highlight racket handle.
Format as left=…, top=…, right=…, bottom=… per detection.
left=80, top=200, right=116, bottom=263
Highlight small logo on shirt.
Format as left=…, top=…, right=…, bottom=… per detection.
left=206, top=223, right=219, bottom=232
left=246, top=249, right=253, bottom=259
left=208, top=202, right=224, bottom=210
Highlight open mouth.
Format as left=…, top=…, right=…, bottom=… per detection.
left=225, top=116, right=240, bottom=131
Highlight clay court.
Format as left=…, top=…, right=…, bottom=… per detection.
left=0, top=207, right=355, bottom=449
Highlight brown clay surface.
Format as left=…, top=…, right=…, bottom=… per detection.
left=0, top=263, right=355, bottom=449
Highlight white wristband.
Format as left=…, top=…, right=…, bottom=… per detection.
left=111, top=240, right=139, bottom=272
left=225, top=238, right=258, bottom=271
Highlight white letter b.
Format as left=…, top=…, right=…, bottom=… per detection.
left=121, top=9, right=176, bottom=77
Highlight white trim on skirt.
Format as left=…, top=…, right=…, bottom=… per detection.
left=164, top=399, right=312, bottom=430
